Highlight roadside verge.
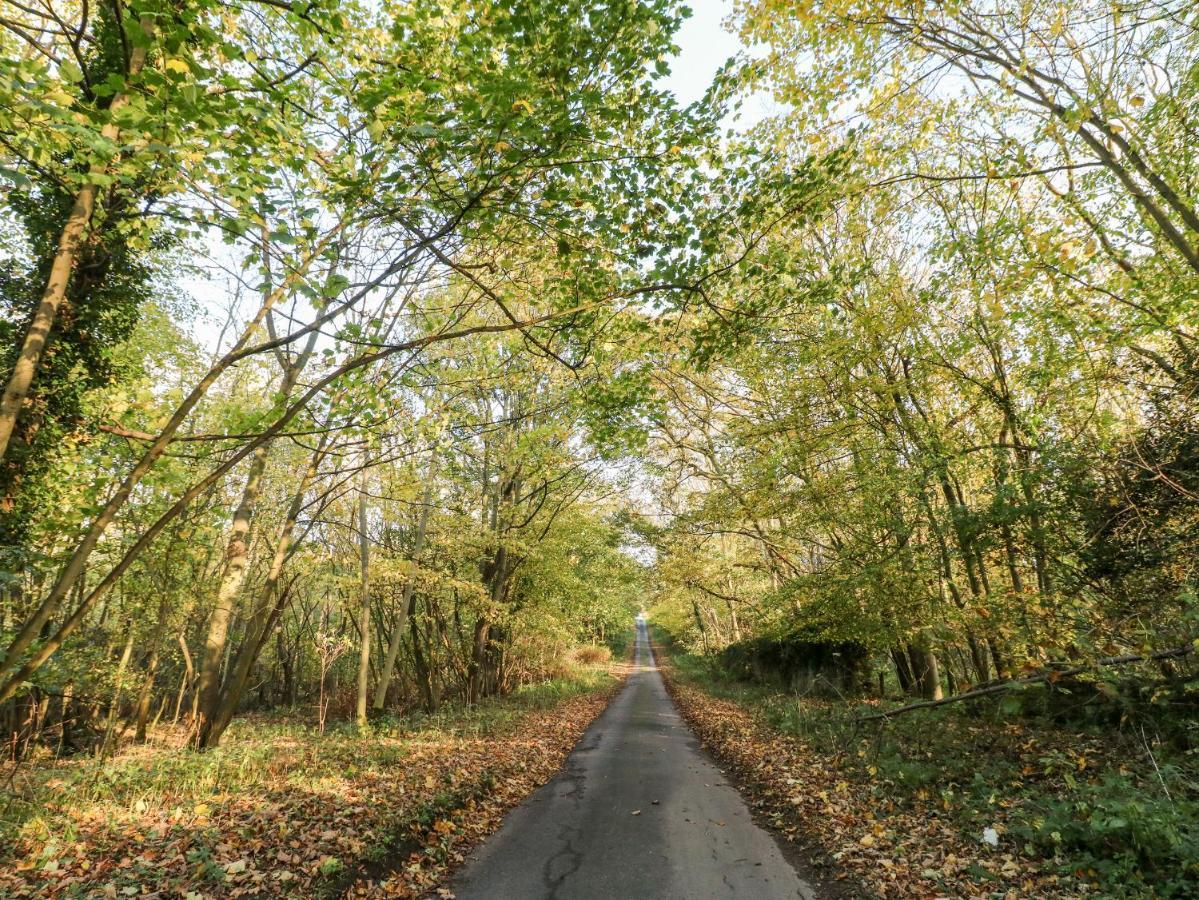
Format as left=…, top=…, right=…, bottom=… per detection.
left=0, top=667, right=628, bottom=899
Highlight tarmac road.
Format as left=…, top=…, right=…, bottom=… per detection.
left=452, top=618, right=817, bottom=899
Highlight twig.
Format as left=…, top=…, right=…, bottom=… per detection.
left=1140, top=724, right=1174, bottom=807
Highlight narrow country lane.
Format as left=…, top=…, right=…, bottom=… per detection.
left=452, top=619, right=818, bottom=899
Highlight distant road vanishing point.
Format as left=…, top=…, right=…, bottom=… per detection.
left=452, top=618, right=818, bottom=899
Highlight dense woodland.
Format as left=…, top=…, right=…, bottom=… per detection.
left=1, top=0, right=1197, bottom=819
left=650, top=0, right=1199, bottom=707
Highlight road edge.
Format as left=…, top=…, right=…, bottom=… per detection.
left=327, top=665, right=631, bottom=898
left=651, top=632, right=874, bottom=900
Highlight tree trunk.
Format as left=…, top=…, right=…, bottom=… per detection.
left=133, top=646, right=160, bottom=744
left=172, top=630, right=194, bottom=727
left=98, top=630, right=135, bottom=757
left=134, top=593, right=173, bottom=742
left=194, top=446, right=269, bottom=744
left=912, top=643, right=943, bottom=701
left=355, top=465, right=371, bottom=728
left=890, top=646, right=915, bottom=695
left=692, top=600, right=710, bottom=653
left=467, top=618, right=490, bottom=704
left=0, top=25, right=153, bottom=463
left=372, top=476, right=435, bottom=710
left=199, top=439, right=327, bottom=748
left=410, top=594, right=437, bottom=712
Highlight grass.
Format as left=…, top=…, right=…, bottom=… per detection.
left=371, top=665, right=617, bottom=738
left=0, top=661, right=619, bottom=879
left=661, top=633, right=1199, bottom=897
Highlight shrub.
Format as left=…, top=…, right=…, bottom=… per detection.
left=1011, top=771, right=1199, bottom=897
left=573, top=645, right=611, bottom=666
left=719, top=633, right=871, bottom=695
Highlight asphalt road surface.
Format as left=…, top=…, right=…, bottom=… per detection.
left=452, top=618, right=817, bottom=899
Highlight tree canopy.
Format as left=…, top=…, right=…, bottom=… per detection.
left=2, top=0, right=1197, bottom=758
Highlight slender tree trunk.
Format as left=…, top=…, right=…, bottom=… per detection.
left=133, top=593, right=173, bottom=742
left=57, top=682, right=74, bottom=755
left=355, top=465, right=371, bottom=728
left=891, top=647, right=915, bottom=694
left=200, top=439, right=327, bottom=748
left=373, top=477, right=435, bottom=710
left=692, top=600, right=710, bottom=653
left=194, top=447, right=269, bottom=744
left=98, top=630, right=135, bottom=757
left=0, top=26, right=153, bottom=463
left=467, top=618, right=490, bottom=704
left=724, top=571, right=741, bottom=642
left=172, top=630, right=194, bottom=727
left=133, top=646, right=160, bottom=744
left=410, top=594, right=437, bottom=711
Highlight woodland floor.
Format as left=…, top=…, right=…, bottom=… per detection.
left=0, top=665, right=627, bottom=898
left=659, top=642, right=1198, bottom=900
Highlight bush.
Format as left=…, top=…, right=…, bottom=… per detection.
left=719, top=634, right=870, bottom=695
left=1012, top=771, right=1199, bottom=897
left=573, top=645, right=611, bottom=666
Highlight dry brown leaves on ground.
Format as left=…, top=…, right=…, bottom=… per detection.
left=660, top=670, right=1096, bottom=900
left=0, top=679, right=622, bottom=899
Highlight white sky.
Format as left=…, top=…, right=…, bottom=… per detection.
left=661, top=1, right=780, bottom=129
left=660, top=1, right=742, bottom=107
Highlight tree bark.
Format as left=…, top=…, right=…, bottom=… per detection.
left=0, top=24, right=153, bottom=463
left=198, top=438, right=327, bottom=748
left=98, top=629, right=135, bottom=757
left=372, top=475, right=435, bottom=710
left=410, top=594, right=437, bottom=711
left=193, top=447, right=268, bottom=743
left=916, top=643, right=943, bottom=701
left=890, top=647, right=915, bottom=694
left=355, top=463, right=371, bottom=728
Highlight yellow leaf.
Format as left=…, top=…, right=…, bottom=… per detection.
left=164, top=58, right=190, bottom=75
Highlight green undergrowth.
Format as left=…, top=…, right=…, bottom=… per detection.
left=1, top=662, right=617, bottom=851
left=605, top=628, right=635, bottom=661
left=373, top=664, right=617, bottom=737
left=660, top=631, right=1199, bottom=898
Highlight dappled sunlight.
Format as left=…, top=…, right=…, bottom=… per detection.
left=1, top=0, right=1195, bottom=895
left=1, top=679, right=624, bottom=896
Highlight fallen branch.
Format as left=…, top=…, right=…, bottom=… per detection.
left=857, top=644, right=1194, bottom=722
